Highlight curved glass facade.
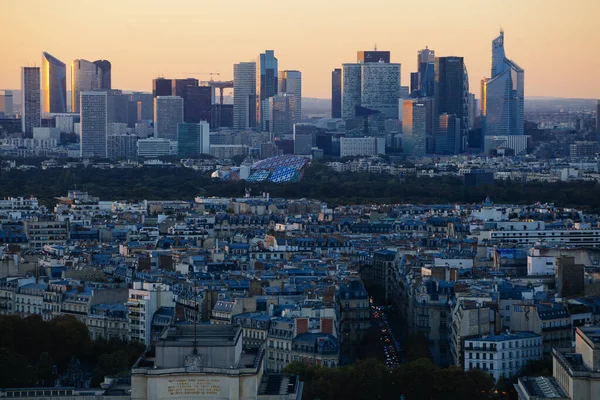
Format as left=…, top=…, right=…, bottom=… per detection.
left=71, top=59, right=103, bottom=113
left=93, top=60, right=112, bottom=90
left=42, top=52, right=67, bottom=113
left=484, top=31, right=524, bottom=137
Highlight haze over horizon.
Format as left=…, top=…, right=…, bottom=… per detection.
left=2, top=0, right=599, bottom=99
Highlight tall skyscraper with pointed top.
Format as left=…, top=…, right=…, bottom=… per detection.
left=41, top=52, right=67, bottom=113
left=482, top=31, right=524, bottom=138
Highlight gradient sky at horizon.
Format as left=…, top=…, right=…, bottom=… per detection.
left=2, top=0, right=599, bottom=99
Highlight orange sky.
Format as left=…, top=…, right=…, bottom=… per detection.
left=2, top=0, right=599, bottom=99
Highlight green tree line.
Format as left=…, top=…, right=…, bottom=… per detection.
left=284, top=358, right=497, bottom=400
left=2, top=161, right=600, bottom=209
left=0, top=315, right=144, bottom=388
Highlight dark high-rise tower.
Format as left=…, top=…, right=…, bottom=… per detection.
left=256, top=50, right=278, bottom=131
left=153, top=78, right=172, bottom=97
left=434, top=56, right=468, bottom=153
left=93, top=60, right=112, bottom=90
left=417, top=47, right=435, bottom=97
left=233, top=61, right=256, bottom=130
left=42, top=52, right=67, bottom=113
left=183, top=86, right=212, bottom=124
left=331, top=68, right=342, bottom=118
left=21, top=67, right=41, bottom=134
left=172, top=78, right=199, bottom=97
left=410, top=72, right=420, bottom=96
left=357, top=50, right=390, bottom=63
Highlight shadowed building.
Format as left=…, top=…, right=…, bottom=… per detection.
left=233, top=61, right=256, bottom=130
left=21, top=67, right=41, bottom=134
left=80, top=91, right=107, bottom=158
left=331, top=68, right=342, bottom=118
left=434, top=56, right=469, bottom=152
left=256, top=50, right=278, bottom=131
left=93, top=60, right=112, bottom=90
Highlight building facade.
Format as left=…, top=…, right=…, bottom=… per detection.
left=256, top=50, right=278, bottom=131
left=177, top=121, right=210, bottom=158
left=71, top=59, right=103, bottom=113
left=342, top=59, right=401, bottom=120
left=434, top=56, right=469, bottom=152
left=269, top=94, right=295, bottom=135
left=154, top=96, right=184, bottom=140
left=464, top=332, right=542, bottom=382
left=233, top=62, right=257, bottom=130
left=403, top=99, right=427, bottom=156
left=41, top=51, right=67, bottom=114
left=80, top=91, right=108, bottom=158
left=278, top=70, right=302, bottom=122
left=21, top=67, right=41, bottom=134
left=483, top=31, right=525, bottom=139
left=331, top=68, right=342, bottom=119
left=93, top=60, right=111, bottom=90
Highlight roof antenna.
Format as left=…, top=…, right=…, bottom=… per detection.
left=374, top=43, right=377, bottom=51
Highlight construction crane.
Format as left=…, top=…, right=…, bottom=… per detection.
left=183, top=72, right=220, bottom=81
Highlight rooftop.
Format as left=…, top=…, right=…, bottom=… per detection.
left=515, top=376, right=569, bottom=400
left=158, top=324, right=241, bottom=347
left=467, top=331, right=540, bottom=343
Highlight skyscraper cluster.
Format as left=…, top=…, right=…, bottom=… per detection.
left=328, top=33, right=524, bottom=156
left=14, top=33, right=524, bottom=160
left=233, top=50, right=303, bottom=135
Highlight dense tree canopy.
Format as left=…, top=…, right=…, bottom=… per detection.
left=2, top=160, right=600, bottom=209
left=0, top=315, right=144, bottom=388
left=284, top=358, right=496, bottom=400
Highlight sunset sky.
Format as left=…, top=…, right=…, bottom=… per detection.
left=2, top=0, right=599, bottom=99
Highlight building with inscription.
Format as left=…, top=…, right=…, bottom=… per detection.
left=131, top=324, right=302, bottom=400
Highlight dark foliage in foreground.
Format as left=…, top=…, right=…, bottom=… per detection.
left=284, top=358, right=496, bottom=400
left=0, top=315, right=144, bottom=388
left=2, top=160, right=600, bottom=209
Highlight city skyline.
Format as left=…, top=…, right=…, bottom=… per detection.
left=2, top=0, right=599, bottom=100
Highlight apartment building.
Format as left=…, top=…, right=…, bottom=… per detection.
left=464, top=332, right=542, bottom=382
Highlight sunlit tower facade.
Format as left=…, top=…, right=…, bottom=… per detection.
left=42, top=52, right=67, bottom=113
left=71, top=59, right=103, bottom=113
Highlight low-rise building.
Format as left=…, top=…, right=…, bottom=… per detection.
left=552, top=326, right=600, bottom=400
left=464, top=332, right=542, bottom=382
